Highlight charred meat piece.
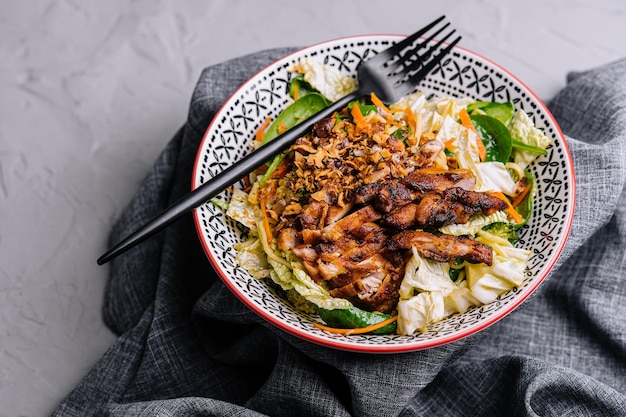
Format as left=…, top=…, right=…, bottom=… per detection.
left=353, top=182, right=383, bottom=205
left=291, top=206, right=405, bottom=313
left=298, top=201, right=324, bottom=230
left=353, top=168, right=476, bottom=213
left=388, top=230, right=494, bottom=265
left=373, top=182, right=421, bottom=213
left=381, top=203, right=420, bottom=230
left=292, top=206, right=386, bottom=284
left=383, top=187, right=508, bottom=230
left=297, top=192, right=352, bottom=230
left=401, top=168, right=476, bottom=194
left=316, top=227, right=388, bottom=283
left=319, top=205, right=382, bottom=240
left=313, top=117, right=335, bottom=138
left=329, top=261, right=404, bottom=314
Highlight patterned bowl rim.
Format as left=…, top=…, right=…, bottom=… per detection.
left=191, top=34, right=576, bottom=353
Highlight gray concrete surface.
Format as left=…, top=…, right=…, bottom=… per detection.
left=1, top=1, right=625, bottom=415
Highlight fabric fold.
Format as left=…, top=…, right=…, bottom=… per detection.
left=54, top=51, right=626, bottom=417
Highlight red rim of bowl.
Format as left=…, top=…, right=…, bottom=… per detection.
left=191, top=34, right=576, bottom=353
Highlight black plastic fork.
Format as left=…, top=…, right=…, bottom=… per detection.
left=97, top=15, right=462, bottom=265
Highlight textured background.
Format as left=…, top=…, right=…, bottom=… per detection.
left=1, top=1, right=625, bottom=415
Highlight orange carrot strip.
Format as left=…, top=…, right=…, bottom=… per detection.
left=370, top=92, right=391, bottom=114
left=459, top=108, right=486, bottom=161
left=458, top=107, right=474, bottom=130
left=405, top=106, right=417, bottom=132
left=261, top=180, right=277, bottom=200
left=313, top=315, right=398, bottom=335
left=256, top=117, right=272, bottom=142
left=258, top=197, right=273, bottom=244
left=444, top=137, right=457, bottom=152
left=511, top=182, right=532, bottom=207
left=269, top=158, right=290, bottom=180
left=350, top=103, right=369, bottom=132
left=489, top=191, right=524, bottom=224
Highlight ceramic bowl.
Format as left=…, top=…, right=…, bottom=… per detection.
left=192, top=35, right=575, bottom=353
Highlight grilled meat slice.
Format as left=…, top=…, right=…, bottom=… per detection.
left=354, top=168, right=477, bottom=213
left=296, top=182, right=353, bottom=229
left=388, top=230, right=494, bottom=265
left=291, top=206, right=405, bottom=312
left=401, top=168, right=476, bottom=194
left=291, top=206, right=386, bottom=283
left=317, top=227, right=388, bottom=283
left=329, top=265, right=404, bottom=314
left=373, top=182, right=421, bottom=213
left=383, top=187, right=508, bottom=230
left=277, top=227, right=299, bottom=252
left=353, top=182, right=383, bottom=205
left=381, top=203, right=420, bottom=230
left=320, top=205, right=382, bottom=240
left=327, top=253, right=406, bottom=313
left=299, top=201, right=324, bottom=230
left=316, top=207, right=387, bottom=282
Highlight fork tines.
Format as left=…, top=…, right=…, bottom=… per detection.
left=383, top=16, right=462, bottom=77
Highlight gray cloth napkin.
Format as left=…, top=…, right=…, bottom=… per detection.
left=53, top=49, right=626, bottom=417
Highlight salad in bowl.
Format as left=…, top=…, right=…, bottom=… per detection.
left=223, top=57, right=551, bottom=337
left=192, top=35, right=574, bottom=352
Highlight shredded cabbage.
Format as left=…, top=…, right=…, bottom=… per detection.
left=510, top=110, right=552, bottom=169
left=291, top=57, right=358, bottom=102
left=475, top=161, right=518, bottom=196
left=465, top=236, right=531, bottom=304
left=440, top=211, right=510, bottom=236
left=397, top=291, right=446, bottom=335
left=226, top=188, right=259, bottom=229
left=234, top=238, right=272, bottom=279
left=399, top=247, right=456, bottom=299
left=396, top=249, right=482, bottom=335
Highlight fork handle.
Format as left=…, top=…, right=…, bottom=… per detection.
left=97, top=91, right=360, bottom=265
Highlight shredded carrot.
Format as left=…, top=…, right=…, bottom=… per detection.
left=489, top=191, right=524, bottom=224
left=458, top=108, right=486, bottom=161
left=458, top=107, right=474, bottom=130
left=444, top=137, right=457, bottom=152
left=350, top=103, right=369, bottom=133
left=370, top=92, right=391, bottom=114
left=511, top=182, right=532, bottom=207
left=313, top=315, right=398, bottom=335
left=261, top=180, right=277, bottom=200
left=269, top=158, right=290, bottom=180
left=256, top=117, right=272, bottom=142
left=390, top=120, right=405, bottom=129
left=404, top=106, right=417, bottom=132
left=258, top=197, right=273, bottom=244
